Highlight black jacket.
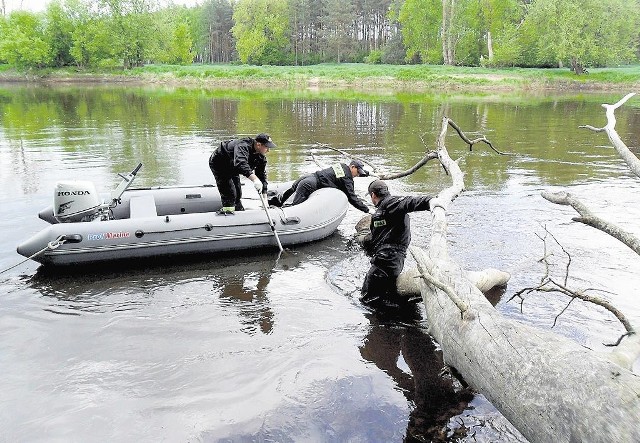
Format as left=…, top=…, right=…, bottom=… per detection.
left=364, top=194, right=432, bottom=257
left=210, top=138, right=268, bottom=193
left=314, top=163, right=369, bottom=212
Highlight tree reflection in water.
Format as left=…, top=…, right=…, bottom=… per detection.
left=360, top=303, right=474, bottom=442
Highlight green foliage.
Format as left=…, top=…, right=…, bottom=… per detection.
left=195, top=0, right=235, bottom=63
left=232, top=0, right=291, bottom=65
left=482, top=25, right=523, bottom=67
left=170, top=23, right=194, bottom=65
left=398, top=0, right=442, bottom=63
left=365, top=50, right=383, bottom=64
left=0, top=11, right=52, bottom=68
left=520, top=0, right=640, bottom=72
left=323, top=0, right=358, bottom=63
left=44, top=0, right=75, bottom=67
left=70, top=18, right=116, bottom=67
left=0, top=0, right=638, bottom=72
left=381, top=32, right=407, bottom=64
left=148, top=7, right=196, bottom=65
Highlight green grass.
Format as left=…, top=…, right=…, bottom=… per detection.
left=2, top=63, right=640, bottom=90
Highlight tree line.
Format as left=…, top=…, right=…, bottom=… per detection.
left=1, top=0, right=638, bottom=74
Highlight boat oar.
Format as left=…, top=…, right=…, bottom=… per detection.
left=258, top=192, right=284, bottom=253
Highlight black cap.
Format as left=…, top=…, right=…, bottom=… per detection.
left=255, top=133, right=276, bottom=149
left=368, top=179, right=389, bottom=197
left=349, top=159, right=369, bottom=177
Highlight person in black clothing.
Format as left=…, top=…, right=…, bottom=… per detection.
left=360, top=179, right=434, bottom=307
left=209, top=133, right=276, bottom=214
left=269, top=160, right=370, bottom=213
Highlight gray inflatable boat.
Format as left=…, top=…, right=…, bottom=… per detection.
left=17, top=164, right=349, bottom=266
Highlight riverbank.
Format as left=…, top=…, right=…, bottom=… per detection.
left=2, top=63, right=640, bottom=92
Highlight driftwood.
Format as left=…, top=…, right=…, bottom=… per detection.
left=405, top=114, right=640, bottom=442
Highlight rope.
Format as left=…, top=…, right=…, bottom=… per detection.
left=0, top=235, right=66, bottom=275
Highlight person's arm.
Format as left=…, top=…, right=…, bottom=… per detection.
left=385, top=195, right=433, bottom=215
left=254, top=157, right=268, bottom=194
left=232, top=141, right=253, bottom=177
left=342, top=178, right=370, bottom=213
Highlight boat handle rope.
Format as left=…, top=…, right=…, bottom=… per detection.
left=274, top=208, right=300, bottom=225
left=139, top=219, right=282, bottom=236
left=135, top=224, right=220, bottom=236
left=0, top=235, right=68, bottom=275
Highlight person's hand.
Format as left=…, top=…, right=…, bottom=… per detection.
left=429, top=197, right=446, bottom=211
left=252, top=179, right=263, bottom=192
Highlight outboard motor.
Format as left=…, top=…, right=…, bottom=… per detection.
left=53, top=181, right=101, bottom=223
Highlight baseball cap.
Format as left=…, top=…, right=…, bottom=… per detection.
left=349, top=159, right=369, bottom=177
left=255, top=133, right=276, bottom=149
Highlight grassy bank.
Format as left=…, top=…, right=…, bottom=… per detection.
left=2, top=63, right=640, bottom=92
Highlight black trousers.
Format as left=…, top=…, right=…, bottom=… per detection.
left=292, top=175, right=319, bottom=205
left=361, top=247, right=406, bottom=306
left=210, top=165, right=244, bottom=210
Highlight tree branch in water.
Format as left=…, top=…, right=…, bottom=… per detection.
left=511, top=225, right=636, bottom=340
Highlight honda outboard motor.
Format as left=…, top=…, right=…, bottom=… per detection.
left=53, top=181, right=101, bottom=223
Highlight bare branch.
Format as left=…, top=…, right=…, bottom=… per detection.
left=579, top=93, right=640, bottom=179
left=319, top=118, right=503, bottom=181
left=552, top=297, right=576, bottom=327
left=548, top=278, right=634, bottom=334
left=446, top=118, right=509, bottom=155
left=514, top=228, right=636, bottom=337
left=311, top=143, right=370, bottom=169
left=309, top=152, right=326, bottom=169
left=377, top=151, right=439, bottom=180
left=543, top=226, right=571, bottom=286
left=386, top=107, right=640, bottom=437
left=542, top=190, right=640, bottom=257
left=410, top=246, right=471, bottom=318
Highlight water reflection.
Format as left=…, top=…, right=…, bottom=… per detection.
left=361, top=305, right=474, bottom=442
left=25, top=246, right=320, bottom=337
left=218, top=270, right=273, bottom=335
left=2, top=84, right=638, bottom=195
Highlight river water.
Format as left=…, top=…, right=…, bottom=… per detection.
left=1, top=84, right=639, bottom=442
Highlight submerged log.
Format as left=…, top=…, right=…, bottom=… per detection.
left=410, top=117, right=640, bottom=442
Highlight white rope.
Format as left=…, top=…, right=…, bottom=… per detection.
left=0, top=235, right=66, bottom=275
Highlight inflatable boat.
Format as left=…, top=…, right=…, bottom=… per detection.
left=17, top=164, right=349, bottom=266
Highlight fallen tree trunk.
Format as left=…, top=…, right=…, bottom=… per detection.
left=396, top=267, right=510, bottom=295
left=411, top=117, right=640, bottom=442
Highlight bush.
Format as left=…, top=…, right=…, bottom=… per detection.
left=364, top=50, right=382, bottom=64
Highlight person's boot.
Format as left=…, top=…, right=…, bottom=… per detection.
left=217, top=206, right=235, bottom=215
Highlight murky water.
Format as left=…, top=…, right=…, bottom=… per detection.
left=1, top=84, right=639, bottom=442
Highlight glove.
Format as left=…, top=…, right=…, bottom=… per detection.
left=252, top=179, right=263, bottom=192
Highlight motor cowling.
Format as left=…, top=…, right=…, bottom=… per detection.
left=53, top=181, right=101, bottom=223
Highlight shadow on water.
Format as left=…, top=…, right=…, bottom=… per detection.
left=361, top=302, right=475, bottom=442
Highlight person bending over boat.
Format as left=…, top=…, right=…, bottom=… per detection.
left=209, top=133, right=276, bottom=215
left=360, top=179, right=436, bottom=308
left=269, top=160, right=370, bottom=213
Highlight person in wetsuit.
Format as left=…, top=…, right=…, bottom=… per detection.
left=360, top=179, right=434, bottom=307
left=209, top=133, right=276, bottom=214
